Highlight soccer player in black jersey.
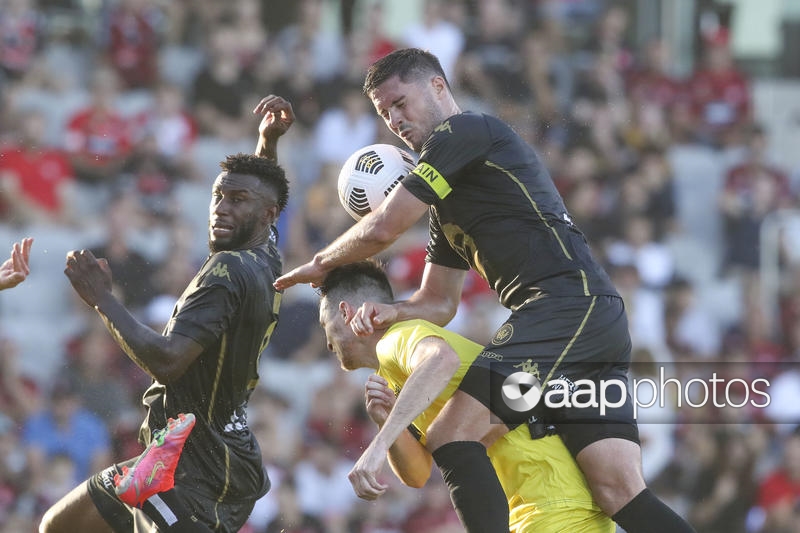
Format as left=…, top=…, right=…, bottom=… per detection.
left=40, top=95, right=295, bottom=533
left=276, top=49, right=696, bottom=533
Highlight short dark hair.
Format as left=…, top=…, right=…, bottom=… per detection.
left=220, top=153, right=289, bottom=212
left=318, top=260, right=394, bottom=306
left=363, top=48, right=449, bottom=96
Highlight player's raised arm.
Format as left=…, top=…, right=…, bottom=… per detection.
left=253, top=95, right=295, bottom=160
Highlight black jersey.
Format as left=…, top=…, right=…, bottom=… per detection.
left=401, top=112, right=618, bottom=310
left=140, top=237, right=282, bottom=502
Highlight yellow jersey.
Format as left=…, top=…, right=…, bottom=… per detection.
left=376, top=319, right=614, bottom=533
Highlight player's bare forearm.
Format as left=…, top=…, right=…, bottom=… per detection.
left=254, top=135, right=279, bottom=160
left=387, top=429, right=433, bottom=488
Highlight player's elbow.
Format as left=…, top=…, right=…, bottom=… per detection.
left=364, top=221, right=403, bottom=248
left=401, top=463, right=433, bottom=488
left=404, top=473, right=430, bottom=489
left=148, top=352, right=194, bottom=384
left=150, top=361, right=185, bottom=384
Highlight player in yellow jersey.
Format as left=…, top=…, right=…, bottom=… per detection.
left=317, top=261, right=613, bottom=532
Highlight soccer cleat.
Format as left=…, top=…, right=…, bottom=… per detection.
left=114, top=412, right=196, bottom=508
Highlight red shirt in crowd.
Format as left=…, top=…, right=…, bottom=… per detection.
left=106, top=5, right=159, bottom=88
left=0, top=144, right=73, bottom=212
left=687, top=67, right=750, bottom=128
left=758, top=469, right=800, bottom=509
left=64, top=108, right=133, bottom=164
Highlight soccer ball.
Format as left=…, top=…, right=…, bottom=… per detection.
left=337, top=143, right=417, bottom=221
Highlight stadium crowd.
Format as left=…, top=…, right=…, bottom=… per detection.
left=0, top=0, right=799, bottom=531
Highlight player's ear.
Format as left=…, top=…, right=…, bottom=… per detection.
left=339, top=301, right=355, bottom=322
left=432, top=75, right=447, bottom=95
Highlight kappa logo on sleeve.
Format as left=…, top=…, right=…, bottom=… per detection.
left=210, top=262, right=231, bottom=281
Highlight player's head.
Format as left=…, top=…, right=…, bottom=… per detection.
left=363, top=48, right=459, bottom=152
left=318, top=260, right=394, bottom=371
left=208, top=153, right=289, bottom=253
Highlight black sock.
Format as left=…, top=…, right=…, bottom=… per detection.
left=612, top=488, right=697, bottom=533
left=140, top=489, right=214, bottom=533
left=432, top=441, right=509, bottom=533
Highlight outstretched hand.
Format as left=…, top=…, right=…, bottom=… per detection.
left=273, top=259, right=329, bottom=291
left=253, top=95, right=295, bottom=140
left=0, top=237, right=33, bottom=290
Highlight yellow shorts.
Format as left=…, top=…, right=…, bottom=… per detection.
left=489, top=430, right=615, bottom=533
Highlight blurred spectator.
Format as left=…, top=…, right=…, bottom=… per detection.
left=312, top=82, right=377, bottom=172
left=0, top=108, right=77, bottom=227
left=687, top=428, right=758, bottom=533
left=347, top=494, right=403, bottom=533
left=0, top=413, right=28, bottom=521
left=21, top=376, right=112, bottom=486
left=348, top=0, right=397, bottom=76
left=755, top=427, right=800, bottom=533
left=402, top=0, right=465, bottom=82
left=609, top=262, right=666, bottom=351
left=663, top=278, right=722, bottom=359
left=274, top=0, right=345, bottom=84
left=626, top=38, right=683, bottom=110
left=400, top=478, right=463, bottom=533
left=263, top=475, right=326, bottom=533
left=520, top=27, right=573, bottom=123
left=305, top=370, right=371, bottom=461
left=0, top=336, right=41, bottom=424
left=88, top=190, right=160, bottom=311
left=687, top=28, right=751, bottom=147
left=63, top=67, right=134, bottom=213
left=25, top=453, right=75, bottom=524
left=102, top=0, right=163, bottom=89
left=134, top=82, right=197, bottom=170
left=0, top=0, right=43, bottom=82
left=191, top=21, right=254, bottom=139
left=61, top=323, right=140, bottom=453
left=457, top=0, right=527, bottom=103
left=577, top=2, right=633, bottom=75
left=719, top=124, right=793, bottom=275
left=230, top=0, right=267, bottom=69
left=293, top=434, right=359, bottom=532
left=605, top=214, right=675, bottom=290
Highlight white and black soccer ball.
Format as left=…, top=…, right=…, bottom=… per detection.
left=337, top=143, right=417, bottom=221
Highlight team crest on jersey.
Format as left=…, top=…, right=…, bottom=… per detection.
left=491, top=323, right=514, bottom=345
